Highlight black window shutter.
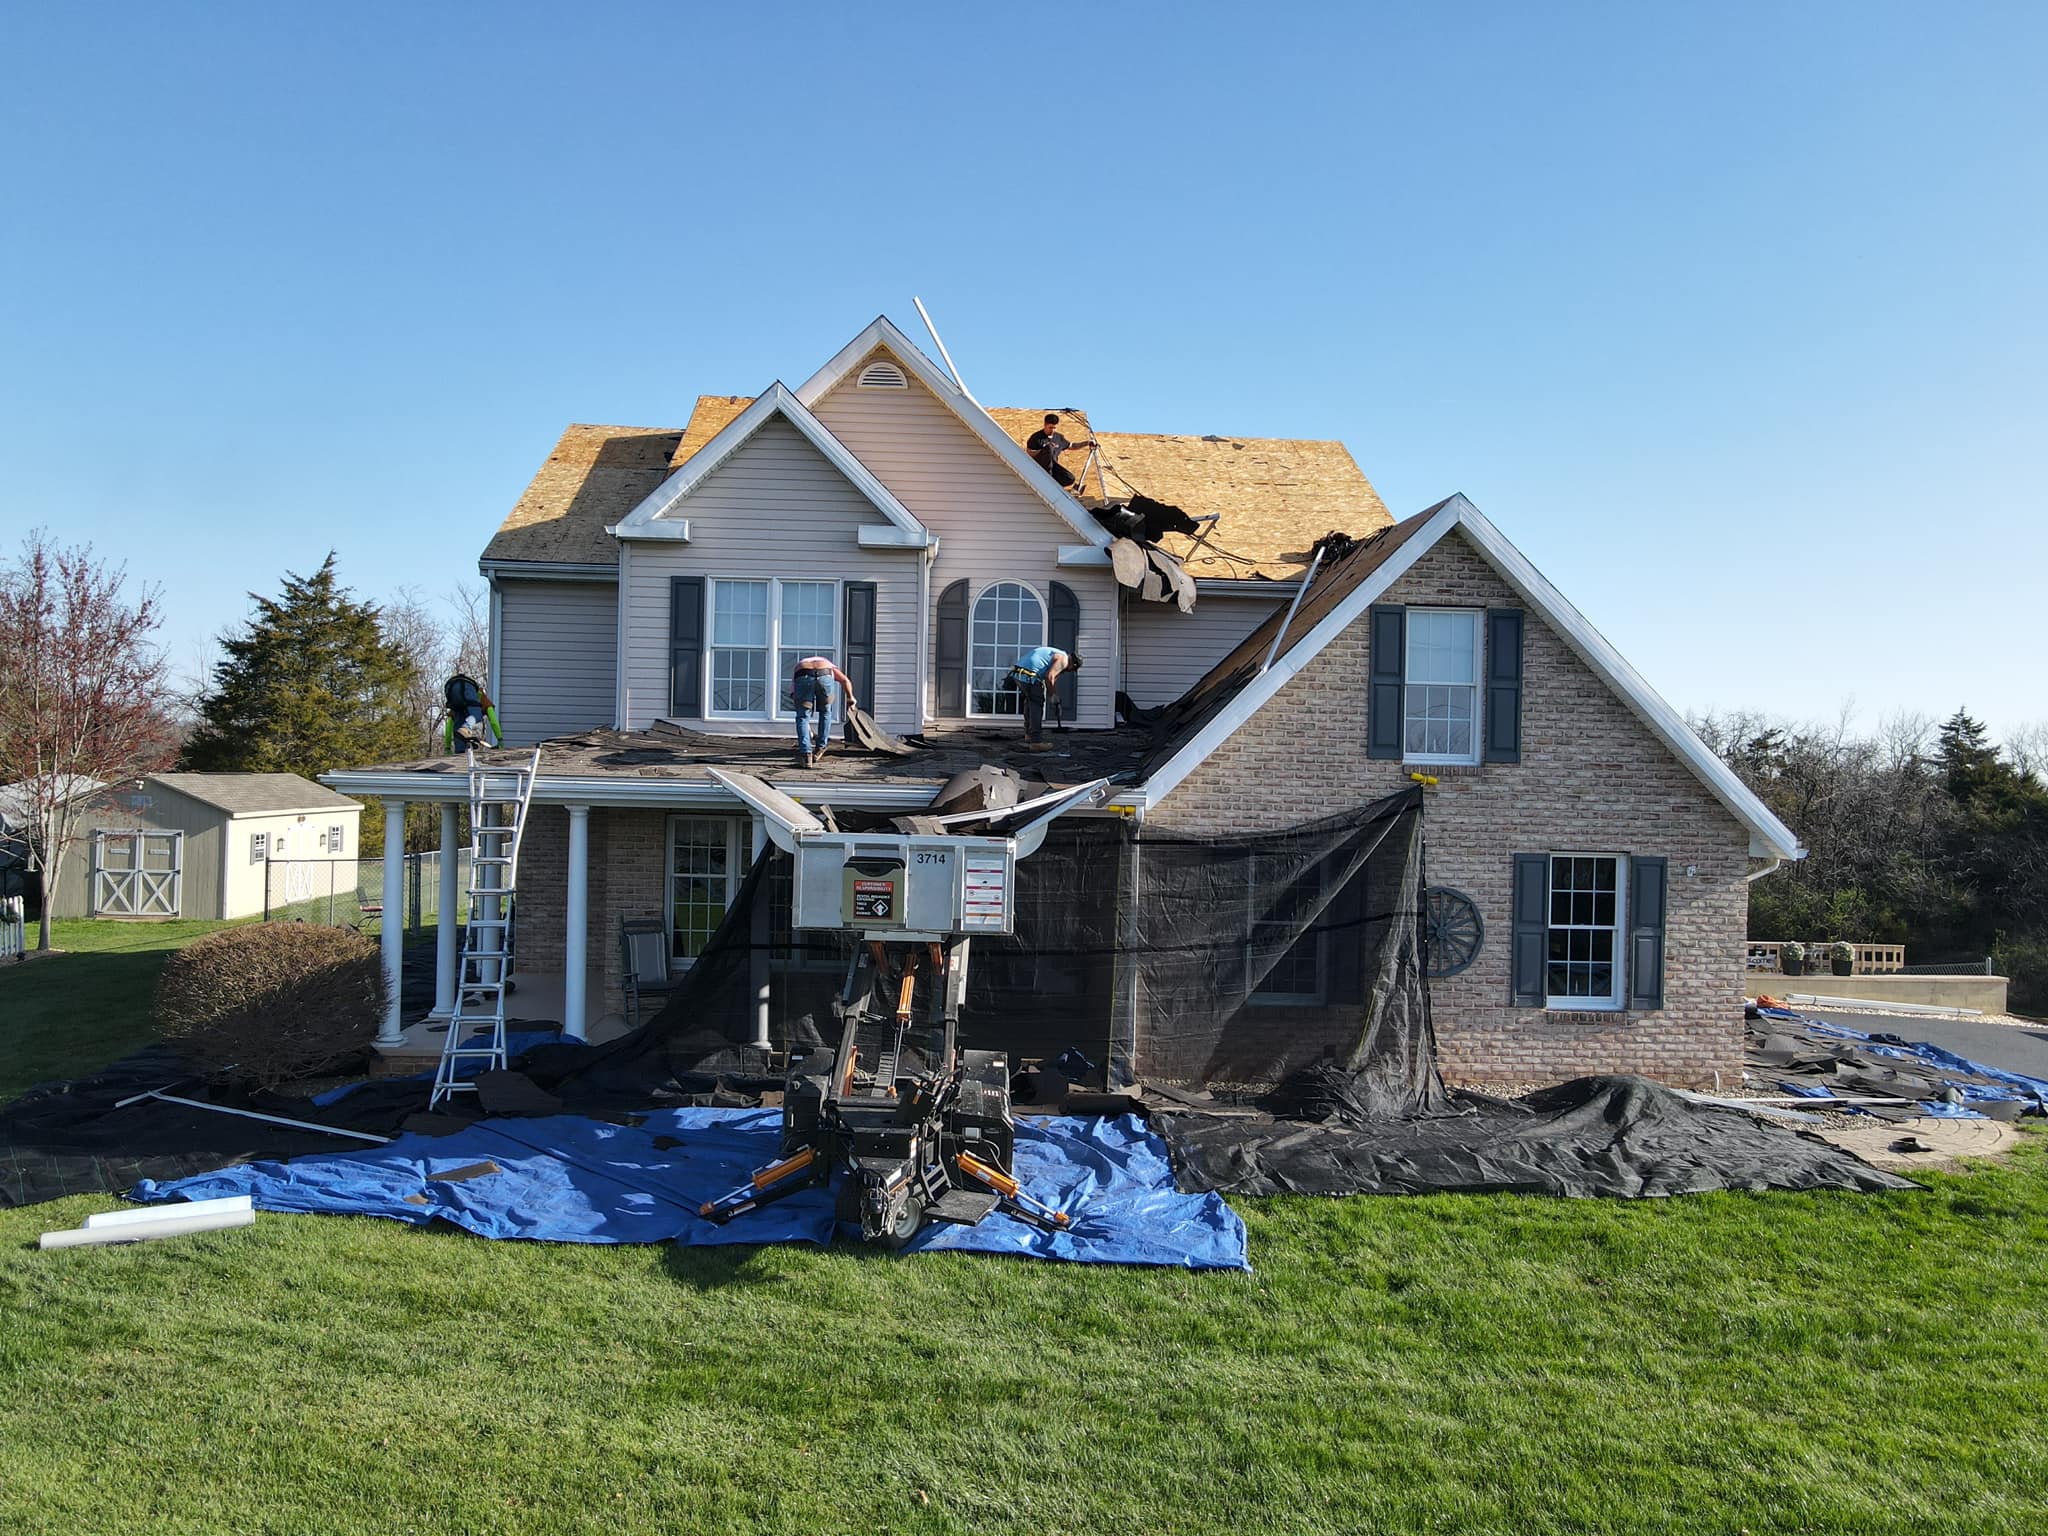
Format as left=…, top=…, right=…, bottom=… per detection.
left=1511, top=853, right=1548, bottom=1006
left=669, top=576, right=704, bottom=717
left=1484, top=609, right=1524, bottom=764
left=1367, top=605, right=1406, bottom=759
left=1628, top=856, right=1668, bottom=1010
left=843, top=582, right=877, bottom=710
left=1324, top=859, right=1367, bottom=1006
left=935, top=579, right=967, bottom=717
left=1049, top=581, right=1080, bottom=715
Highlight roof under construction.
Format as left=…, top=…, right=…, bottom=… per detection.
left=482, top=393, right=1391, bottom=579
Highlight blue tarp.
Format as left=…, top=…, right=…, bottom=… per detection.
left=131, top=1110, right=1249, bottom=1271
left=1755, top=1005, right=2048, bottom=1116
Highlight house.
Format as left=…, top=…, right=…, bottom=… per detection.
left=325, top=314, right=1800, bottom=1091
left=47, top=773, right=362, bottom=921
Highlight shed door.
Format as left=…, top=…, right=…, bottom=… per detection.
left=93, top=830, right=182, bottom=916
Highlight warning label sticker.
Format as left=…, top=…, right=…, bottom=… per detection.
left=851, top=878, right=896, bottom=921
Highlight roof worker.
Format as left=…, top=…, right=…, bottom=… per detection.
left=1007, top=644, right=1080, bottom=750
left=790, top=655, right=857, bottom=768
left=1026, top=413, right=1094, bottom=492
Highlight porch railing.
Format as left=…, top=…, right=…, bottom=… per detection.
left=1746, top=940, right=1906, bottom=974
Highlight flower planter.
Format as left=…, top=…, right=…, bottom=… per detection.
left=1831, top=959, right=1854, bottom=976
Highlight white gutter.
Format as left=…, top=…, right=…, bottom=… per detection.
left=1745, top=858, right=1785, bottom=884
left=321, top=769, right=951, bottom=813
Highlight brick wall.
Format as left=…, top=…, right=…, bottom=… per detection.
left=515, top=805, right=671, bottom=1020
left=1149, top=530, right=1752, bottom=1090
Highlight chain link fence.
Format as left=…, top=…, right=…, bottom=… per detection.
left=263, top=852, right=471, bottom=933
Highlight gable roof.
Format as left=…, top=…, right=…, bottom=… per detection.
left=795, top=318, right=1112, bottom=550
left=609, top=383, right=931, bottom=547
left=1131, top=495, right=1804, bottom=861
left=151, top=773, right=360, bottom=817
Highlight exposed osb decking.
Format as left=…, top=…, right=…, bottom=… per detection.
left=481, top=387, right=1390, bottom=580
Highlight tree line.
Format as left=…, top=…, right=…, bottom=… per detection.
left=0, top=533, right=486, bottom=948
left=1695, top=707, right=2048, bottom=1011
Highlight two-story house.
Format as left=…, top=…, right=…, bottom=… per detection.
left=326, top=314, right=1801, bottom=1092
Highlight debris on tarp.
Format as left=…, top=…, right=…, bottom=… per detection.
left=1746, top=1003, right=2048, bottom=1120
left=132, top=1110, right=1250, bottom=1270
left=1156, top=1074, right=1919, bottom=1200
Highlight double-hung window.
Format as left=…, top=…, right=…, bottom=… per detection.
left=1404, top=609, right=1481, bottom=764
left=707, top=578, right=838, bottom=721
left=1547, top=854, right=1624, bottom=1009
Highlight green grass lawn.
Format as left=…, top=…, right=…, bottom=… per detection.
left=0, top=919, right=243, bottom=1099
left=4, top=928, right=2047, bottom=1533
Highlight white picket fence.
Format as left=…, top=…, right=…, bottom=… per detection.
left=1, top=896, right=24, bottom=964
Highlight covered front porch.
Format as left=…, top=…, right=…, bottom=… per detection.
left=322, top=723, right=1152, bottom=1059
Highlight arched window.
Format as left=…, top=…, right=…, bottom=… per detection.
left=968, top=581, right=1045, bottom=716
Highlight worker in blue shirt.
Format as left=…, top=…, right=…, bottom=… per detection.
left=1007, top=644, right=1080, bottom=749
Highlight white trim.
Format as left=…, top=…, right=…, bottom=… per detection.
left=477, top=559, right=617, bottom=581
left=1133, top=495, right=1805, bottom=861
left=614, top=541, right=631, bottom=731
left=794, top=317, right=1112, bottom=550
left=665, top=811, right=750, bottom=967
left=486, top=580, right=503, bottom=712
left=608, top=382, right=930, bottom=547
left=1401, top=606, right=1483, bottom=767
left=702, top=577, right=843, bottom=724
left=1543, top=851, right=1627, bottom=1012
left=966, top=578, right=1048, bottom=719
left=1056, top=545, right=1112, bottom=567
left=857, top=526, right=931, bottom=548
left=321, top=771, right=952, bottom=814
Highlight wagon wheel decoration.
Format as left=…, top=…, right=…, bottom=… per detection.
left=1423, top=886, right=1483, bottom=978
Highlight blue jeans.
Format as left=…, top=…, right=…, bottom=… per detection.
left=793, top=671, right=835, bottom=755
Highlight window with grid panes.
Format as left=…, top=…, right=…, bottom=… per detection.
left=1249, top=852, right=1325, bottom=1005
left=968, top=582, right=1045, bottom=716
left=1547, top=854, right=1623, bottom=1007
left=775, top=580, right=839, bottom=718
left=667, top=816, right=750, bottom=965
left=1403, top=609, right=1480, bottom=763
left=709, top=579, right=771, bottom=715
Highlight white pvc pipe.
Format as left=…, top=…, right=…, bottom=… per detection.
left=84, top=1195, right=253, bottom=1230
left=1786, top=992, right=1982, bottom=1018
left=41, top=1208, right=256, bottom=1250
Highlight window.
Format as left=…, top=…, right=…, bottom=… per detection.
left=1248, top=853, right=1325, bottom=1006
left=250, top=832, right=268, bottom=865
left=969, top=581, right=1045, bottom=716
left=1403, top=609, right=1480, bottom=763
left=1547, top=855, right=1624, bottom=1008
left=706, top=578, right=840, bottom=721
left=327, top=824, right=344, bottom=854
left=668, top=815, right=751, bottom=966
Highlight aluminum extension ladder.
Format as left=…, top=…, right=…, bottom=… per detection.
left=429, top=747, right=542, bottom=1108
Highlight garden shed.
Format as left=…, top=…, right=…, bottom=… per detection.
left=47, top=774, right=361, bottom=921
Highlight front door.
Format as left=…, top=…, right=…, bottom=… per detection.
left=92, top=830, right=183, bottom=917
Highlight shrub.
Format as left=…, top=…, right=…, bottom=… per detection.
left=1830, top=941, right=1856, bottom=963
left=155, top=924, right=387, bottom=1091
left=1779, top=941, right=1806, bottom=975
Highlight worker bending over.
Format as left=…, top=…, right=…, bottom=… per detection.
left=1026, top=413, right=1094, bottom=491
left=1008, top=645, right=1080, bottom=750
left=790, top=655, right=857, bottom=767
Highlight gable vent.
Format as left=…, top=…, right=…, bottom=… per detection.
left=857, top=360, right=909, bottom=389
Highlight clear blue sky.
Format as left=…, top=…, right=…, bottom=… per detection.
left=4, top=2, right=2042, bottom=740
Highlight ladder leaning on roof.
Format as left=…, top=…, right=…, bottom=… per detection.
left=429, top=747, right=542, bottom=1109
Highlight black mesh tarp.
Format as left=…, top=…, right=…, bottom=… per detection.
left=541, top=787, right=1443, bottom=1110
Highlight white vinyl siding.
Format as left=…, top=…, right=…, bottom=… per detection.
left=496, top=579, right=619, bottom=745
left=618, top=417, right=921, bottom=735
left=1120, top=594, right=1285, bottom=709
left=809, top=357, right=1119, bottom=727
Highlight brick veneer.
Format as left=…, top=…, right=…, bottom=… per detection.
left=1149, top=530, right=1752, bottom=1090
left=515, top=805, right=673, bottom=1020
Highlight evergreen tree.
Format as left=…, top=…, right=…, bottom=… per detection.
left=183, top=557, right=421, bottom=842
left=1936, top=709, right=2005, bottom=805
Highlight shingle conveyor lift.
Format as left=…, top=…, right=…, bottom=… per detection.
left=697, top=769, right=1112, bottom=1247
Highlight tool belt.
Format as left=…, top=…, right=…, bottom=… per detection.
left=1007, top=668, right=1045, bottom=687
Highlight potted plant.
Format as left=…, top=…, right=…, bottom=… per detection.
left=1778, top=941, right=1805, bottom=977
left=1830, top=941, right=1856, bottom=977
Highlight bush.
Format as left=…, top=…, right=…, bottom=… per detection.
left=1779, top=941, right=1806, bottom=975
left=1992, top=935, right=2048, bottom=1017
left=155, top=924, right=387, bottom=1090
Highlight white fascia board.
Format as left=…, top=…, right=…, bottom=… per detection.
left=609, top=381, right=928, bottom=544
left=1445, top=499, right=1805, bottom=862
left=478, top=559, right=619, bottom=581
left=321, top=769, right=945, bottom=813
left=794, top=316, right=1113, bottom=549
left=857, top=525, right=934, bottom=549
left=1057, top=545, right=1113, bottom=567
left=1133, top=500, right=1463, bottom=809
left=608, top=520, right=689, bottom=542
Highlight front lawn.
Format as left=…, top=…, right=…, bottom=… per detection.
left=0, top=919, right=242, bottom=1099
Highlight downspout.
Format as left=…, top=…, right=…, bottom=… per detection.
left=1745, top=857, right=1785, bottom=884
left=919, top=542, right=934, bottom=728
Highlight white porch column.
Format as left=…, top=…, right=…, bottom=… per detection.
left=377, top=800, right=407, bottom=1046
left=749, top=814, right=771, bottom=1049
left=563, top=803, right=590, bottom=1043
left=430, top=802, right=460, bottom=1019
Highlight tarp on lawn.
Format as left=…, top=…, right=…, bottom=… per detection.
left=132, top=1109, right=1250, bottom=1271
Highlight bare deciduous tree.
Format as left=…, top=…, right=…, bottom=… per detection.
left=0, top=531, right=179, bottom=949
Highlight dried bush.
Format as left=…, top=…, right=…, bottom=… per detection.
left=155, top=924, right=387, bottom=1091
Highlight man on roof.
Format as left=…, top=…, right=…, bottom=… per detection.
left=790, top=655, right=857, bottom=768
left=1026, top=413, right=1094, bottom=492
left=1007, top=645, right=1080, bottom=751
